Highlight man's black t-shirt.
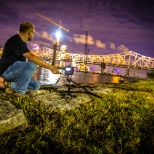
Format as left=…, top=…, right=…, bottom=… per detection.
left=0, top=34, right=30, bottom=76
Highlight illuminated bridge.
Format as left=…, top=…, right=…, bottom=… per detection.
left=41, top=46, right=154, bottom=70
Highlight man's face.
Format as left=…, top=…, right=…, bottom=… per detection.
left=27, top=28, right=35, bottom=41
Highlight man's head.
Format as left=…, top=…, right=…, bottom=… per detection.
left=19, top=21, right=35, bottom=41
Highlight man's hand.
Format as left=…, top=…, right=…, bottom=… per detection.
left=50, top=66, right=59, bottom=74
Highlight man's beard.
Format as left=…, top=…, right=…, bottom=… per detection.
left=28, top=36, right=32, bottom=41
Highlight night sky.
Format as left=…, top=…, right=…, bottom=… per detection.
left=0, top=0, right=154, bottom=57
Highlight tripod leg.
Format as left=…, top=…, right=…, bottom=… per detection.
left=68, top=78, right=102, bottom=98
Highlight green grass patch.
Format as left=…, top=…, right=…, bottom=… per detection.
left=0, top=80, right=154, bottom=153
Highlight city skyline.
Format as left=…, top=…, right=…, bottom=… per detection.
left=0, top=0, right=154, bottom=57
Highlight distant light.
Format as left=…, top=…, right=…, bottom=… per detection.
left=115, top=69, right=121, bottom=74
left=90, top=67, right=94, bottom=71
left=56, top=31, right=62, bottom=40
left=74, top=66, right=79, bottom=71
left=60, top=45, right=67, bottom=53
left=66, top=62, right=70, bottom=65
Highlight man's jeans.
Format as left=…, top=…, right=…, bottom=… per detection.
left=2, top=61, right=40, bottom=94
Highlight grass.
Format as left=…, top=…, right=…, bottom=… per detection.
left=0, top=80, right=154, bottom=153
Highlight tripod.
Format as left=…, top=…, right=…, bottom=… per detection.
left=57, top=75, right=102, bottom=98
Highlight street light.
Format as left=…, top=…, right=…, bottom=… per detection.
left=36, top=12, right=69, bottom=65
left=55, top=30, right=62, bottom=45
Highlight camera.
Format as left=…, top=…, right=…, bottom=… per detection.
left=63, top=65, right=74, bottom=75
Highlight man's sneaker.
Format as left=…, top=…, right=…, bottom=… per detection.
left=25, top=90, right=44, bottom=97
left=3, top=80, right=12, bottom=93
left=12, top=90, right=26, bottom=98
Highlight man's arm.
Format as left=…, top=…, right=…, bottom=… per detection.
left=23, top=52, right=59, bottom=74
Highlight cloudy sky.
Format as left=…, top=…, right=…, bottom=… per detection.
left=0, top=0, right=154, bottom=57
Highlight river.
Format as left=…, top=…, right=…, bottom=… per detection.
left=33, top=66, right=141, bottom=86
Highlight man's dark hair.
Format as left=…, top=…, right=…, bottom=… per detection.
left=19, top=21, right=34, bottom=33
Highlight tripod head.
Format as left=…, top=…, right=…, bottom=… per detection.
left=63, top=65, right=74, bottom=76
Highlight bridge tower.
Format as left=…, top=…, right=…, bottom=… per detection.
left=125, top=66, right=130, bottom=76
left=133, top=66, right=136, bottom=77
left=84, top=30, right=88, bottom=71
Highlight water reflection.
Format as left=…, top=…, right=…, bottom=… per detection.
left=33, top=67, right=61, bottom=85
left=111, top=77, right=121, bottom=83
left=33, top=67, right=121, bottom=85
left=71, top=71, right=121, bottom=84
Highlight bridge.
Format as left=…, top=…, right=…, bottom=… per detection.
left=41, top=46, right=154, bottom=70
left=1, top=46, right=154, bottom=69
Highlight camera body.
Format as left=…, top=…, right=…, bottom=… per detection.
left=64, top=65, right=74, bottom=75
